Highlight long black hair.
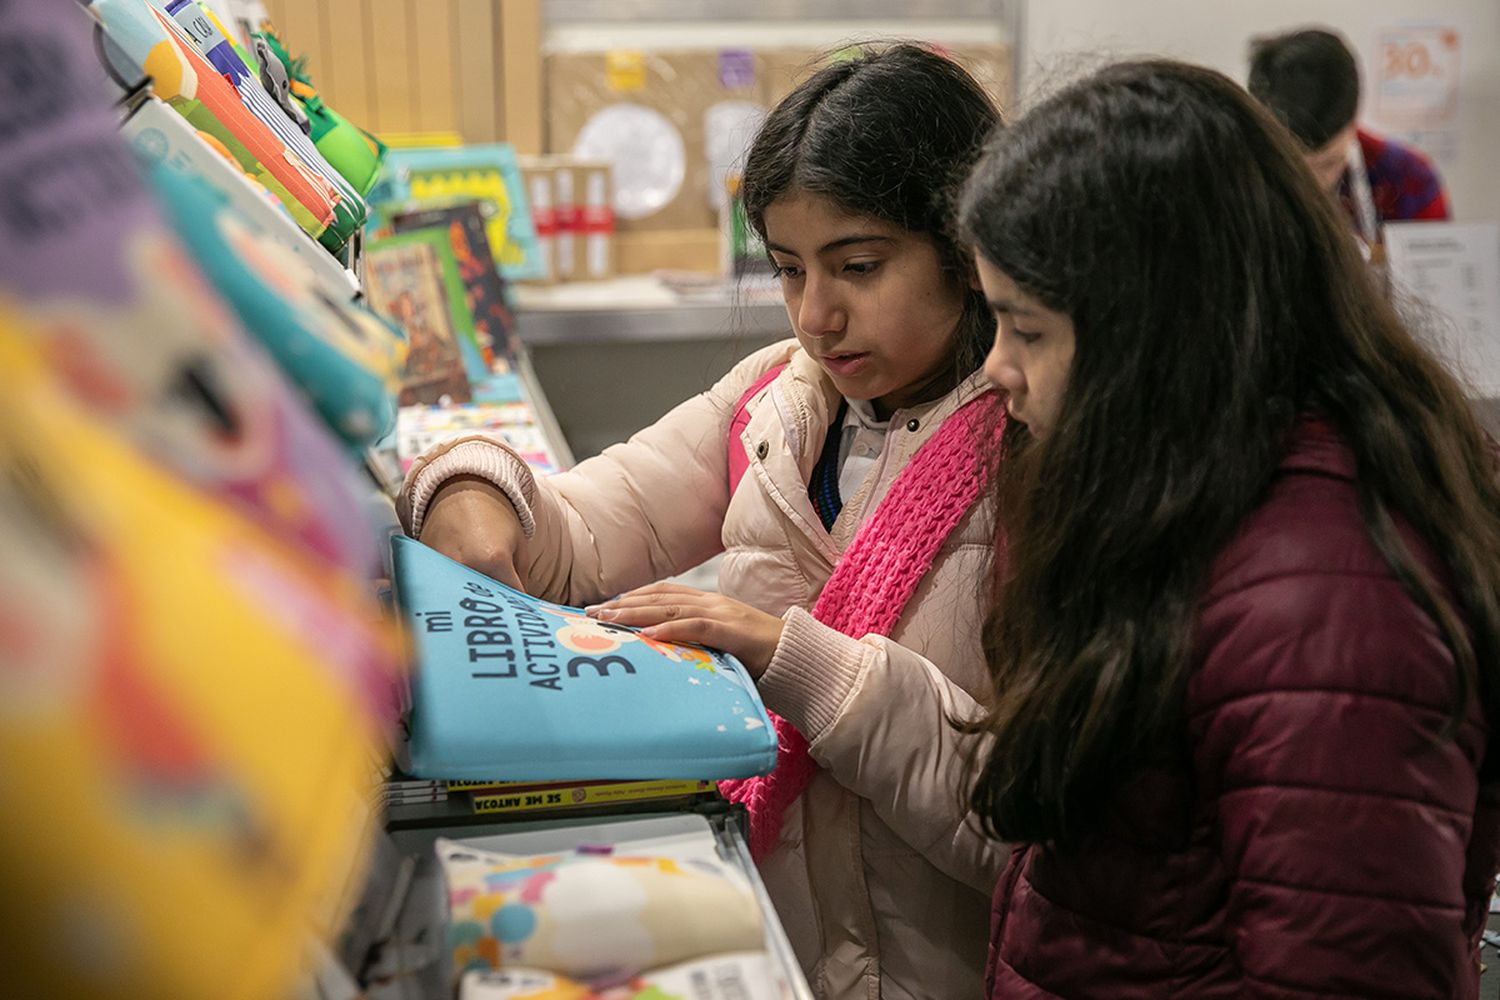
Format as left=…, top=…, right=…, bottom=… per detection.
left=742, top=43, right=1001, bottom=377
left=959, top=59, right=1500, bottom=844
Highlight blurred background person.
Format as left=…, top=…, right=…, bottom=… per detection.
left=1248, top=26, right=1450, bottom=248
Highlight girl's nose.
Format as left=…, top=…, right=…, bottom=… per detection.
left=797, top=275, right=846, bottom=337
left=984, top=341, right=1024, bottom=394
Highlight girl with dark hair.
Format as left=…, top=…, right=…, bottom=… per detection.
left=766, top=57, right=1500, bottom=997
left=963, top=63, right=1500, bottom=1000
left=400, top=44, right=1008, bottom=997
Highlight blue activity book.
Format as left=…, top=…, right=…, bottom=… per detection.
left=390, top=536, right=778, bottom=782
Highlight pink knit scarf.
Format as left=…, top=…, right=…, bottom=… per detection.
left=720, top=391, right=1005, bottom=859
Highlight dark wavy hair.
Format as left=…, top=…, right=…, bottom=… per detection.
left=959, top=60, right=1500, bottom=844
left=742, top=43, right=1001, bottom=378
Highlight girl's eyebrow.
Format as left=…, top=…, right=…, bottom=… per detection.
left=765, top=234, right=896, bottom=256
left=988, top=298, right=1038, bottom=318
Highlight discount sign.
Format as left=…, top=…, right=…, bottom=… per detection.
left=1374, top=24, right=1461, bottom=128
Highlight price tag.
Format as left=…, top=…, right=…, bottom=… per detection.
left=605, top=50, right=646, bottom=92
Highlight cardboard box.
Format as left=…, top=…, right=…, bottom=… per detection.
left=575, top=159, right=616, bottom=280
left=546, top=47, right=764, bottom=235
left=517, top=155, right=559, bottom=283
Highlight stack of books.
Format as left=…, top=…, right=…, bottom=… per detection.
left=383, top=777, right=719, bottom=829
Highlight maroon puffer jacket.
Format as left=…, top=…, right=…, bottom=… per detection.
left=986, top=421, right=1500, bottom=999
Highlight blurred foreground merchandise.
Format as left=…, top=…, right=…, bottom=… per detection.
left=0, top=0, right=404, bottom=996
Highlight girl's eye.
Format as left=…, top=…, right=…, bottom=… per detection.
left=843, top=261, right=881, bottom=276
left=772, top=263, right=803, bottom=280
left=1012, top=329, right=1042, bottom=346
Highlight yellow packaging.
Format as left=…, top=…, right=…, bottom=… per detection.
left=469, top=779, right=715, bottom=815
left=0, top=314, right=402, bottom=999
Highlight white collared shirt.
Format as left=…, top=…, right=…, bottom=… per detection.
left=837, top=396, right=891, bottom=503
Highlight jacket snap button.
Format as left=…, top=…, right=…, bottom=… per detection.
left=906, top=418, right=920, bottom=432
left=756, top=441, right=769, bottom=459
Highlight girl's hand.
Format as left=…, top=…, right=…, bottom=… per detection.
left=419, top=475, right=528, bottom=592
left=588, top=584, right=784, bottom=679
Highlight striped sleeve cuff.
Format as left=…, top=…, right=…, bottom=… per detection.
left=758, top=606, right=869, bottom=740
left=402, top=437, right=538, bottom=540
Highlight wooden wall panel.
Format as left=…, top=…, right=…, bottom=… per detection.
left=275, top=1, right=327, bottom=96
left=454, top=0, right=499, bottom=143
left=249, top=0, right=544, bottom=145
left=320, top=0, right=375, bottom=132
left=368, top=0, right=416, bottom=133
left=412, top=0, right=459, bottom=134
left=497, top=0, right=542, bottom=153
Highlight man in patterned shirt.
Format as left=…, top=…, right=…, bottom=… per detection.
left=1248, top=27, right=1450, bottom=244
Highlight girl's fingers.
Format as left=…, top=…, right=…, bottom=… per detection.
left=595, top=604, right=687, bottom=627
left=589, top=600, right=687, bottom=622
left=591, top=582, right=707, bottom=606
left=588, top=589, right=717, bottom=617
left=628, top=583, right=702, bottom=596
left=640, top=618, right=723, bottom=645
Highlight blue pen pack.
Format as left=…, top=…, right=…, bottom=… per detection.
left=390, top=536, right=778, bottom=782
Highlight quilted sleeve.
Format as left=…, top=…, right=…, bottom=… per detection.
left=396, top=339, right=798, bottom=607
left=761, top=608, right=1010, bottom=894
left=519, top=340, right=798, bottom=606
left=1187, top=564, right=1488, bottom=998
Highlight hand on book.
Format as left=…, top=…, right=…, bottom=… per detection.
left=421, top=475, right=528, bottom=592
left=588, top=584, right=785, bottom=680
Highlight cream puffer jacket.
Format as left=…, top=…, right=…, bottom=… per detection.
left=397, top=340, right=1010, bottom=999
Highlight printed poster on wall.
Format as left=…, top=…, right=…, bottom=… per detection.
left=1368, top=21, right=1462, bottom=163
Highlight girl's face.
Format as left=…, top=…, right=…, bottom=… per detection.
left=975, top=256, right=1075, bottom=440
left=763, top=192, right=967, bottom=418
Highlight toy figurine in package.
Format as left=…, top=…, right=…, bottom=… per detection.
left=438, top=840, right=764, bottom=987
left=252, top=21, right=387, bottom=197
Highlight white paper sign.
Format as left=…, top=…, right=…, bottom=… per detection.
left=1384, top=222, right=1500, bottom=398
left=1369, top=22, right=1462, bottom=162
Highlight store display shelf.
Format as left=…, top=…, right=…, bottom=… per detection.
left=378, top=811, right=816, bottom=999
left=514, top=275, right=790, bottom=346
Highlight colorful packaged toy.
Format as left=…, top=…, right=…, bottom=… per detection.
left=438, top=840, right=764, bottom=986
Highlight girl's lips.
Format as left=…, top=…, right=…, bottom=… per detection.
left=822, top=352, right=870, bottom=377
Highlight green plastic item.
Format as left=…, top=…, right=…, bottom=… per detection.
left=254, top=27, right=386, bottom=197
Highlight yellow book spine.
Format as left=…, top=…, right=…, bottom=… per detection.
left=469, top=779, right=715, bottom=815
